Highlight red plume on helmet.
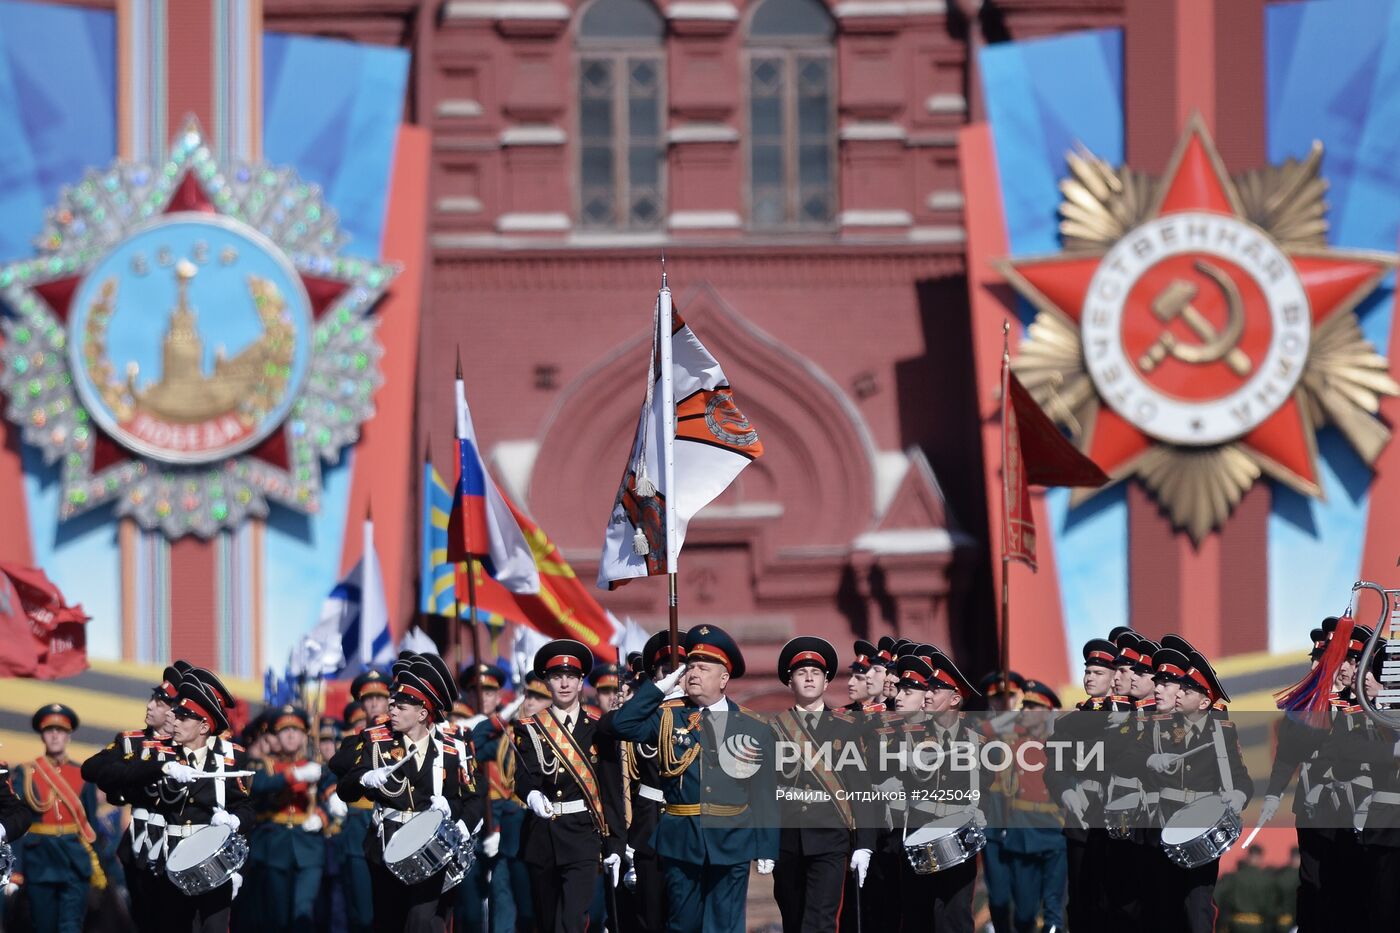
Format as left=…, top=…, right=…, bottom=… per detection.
left=1275, top=613, right=1355, bottom=726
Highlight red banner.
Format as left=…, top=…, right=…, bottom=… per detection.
left=0, top=562, right=90, bottom=679
left=1001, top=366, right=1109, bottom=570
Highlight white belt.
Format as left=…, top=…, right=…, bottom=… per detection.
left=637, top=784, right=665, bottom=803
left=1160, top=788, right=1212, bottom=804
left=553, top=799, right=589, bottom=815
left=165, top=824, right=208, bottom=839
left=1370, top=791, right=1400, bottom=805
left=379, top=809, right=418, bottom=825
left=1079, top=781, right=1104, bottom=795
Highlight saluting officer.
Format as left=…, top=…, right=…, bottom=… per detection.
left=611, top=625, right=779, bottom=933
left=600, top=628, right=686, bottom=933
left=9, top=705, right=104, bottom=933
left=513, top=639, right=626, bottom=933
left=81, top=662, right=187, bottom=930
left=250, top=705, right=326, bottom=933
left=136, top=675, right=254, bottom=933
left=339, top=653, right=483, bottom=933
left=1137, top=646, right=1251, bottom=933
left=770, top=636, right=876, bottom=933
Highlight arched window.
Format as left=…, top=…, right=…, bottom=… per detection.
left=577, top=0, right=666, bottom=230
left=746, top=0, right=836, bottom=229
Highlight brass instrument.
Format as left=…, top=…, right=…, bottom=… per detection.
left=1352, top=580, right=1400, bottom=729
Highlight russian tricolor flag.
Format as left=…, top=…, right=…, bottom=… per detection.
left=447, top=370, right=539, bottom=596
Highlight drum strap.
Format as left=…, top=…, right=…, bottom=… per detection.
left=212, top=739, right=227, bottom=810
left=146, top=813, right=168, bottom=863
left=1210, top=723, right=1233, bottom=795
left=771, top=712, right=855, bottom=830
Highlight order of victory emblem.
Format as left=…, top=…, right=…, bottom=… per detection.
left=0, top=122, right=397, bottom=537
left=1000, top=116, right=1398, bottom=542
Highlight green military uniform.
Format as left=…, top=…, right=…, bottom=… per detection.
left=611, top=625, right=779, bottom=933
left=10, top=705, right=104, bottom=933
left=1217, top=858, right=1277, bottom=933
left=249, top=705, right=326, bottom=933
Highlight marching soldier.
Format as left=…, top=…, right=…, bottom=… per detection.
left=611, top=625, right=779, bottom=933
left=250, top=705, right=326, bottom=933
left=80, top=662, right=187, bottom=931
left=338, top=653, right=483, bottom=933
left=600, top=629, right=686, bottom=933
left=1315, top=623, right=1374, bottom=929
left=1136, top=646, right=1251, bottom=933
left=513, top=639, right=626, bottom=933
left=327, top=669, right=394, bottom=933
left=467, top=663, right=529, bottom=933
left=844, top=639, right=886, bottom=713
left=975, top=669, right=1024, bottom=933
left=455, top=661, right=509, bottom=933
left=1045, top=637, right=1123, bottom=933
left=8, top=705, right=104, bottom=933
left=133, top=675, right=254, bottom=933
left=1099, top=632, right=1160, bottom=927
left=1002, top=680, right=1066, bottom=933
left=770, top=636, right=876, bottom=933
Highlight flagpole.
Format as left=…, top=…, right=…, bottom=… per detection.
left=456, top=350, right=485, bottom=715
left=999, top=321, right=1012, bottom=697
left=659, top=260, right=680, bottom=664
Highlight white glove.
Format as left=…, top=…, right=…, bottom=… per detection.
left=230, top=872, right=243, bottom=899
left=1108, top=710, right=1129, bottom=725
left=654, top=664, right=686, bottom=694
left=291, top=762, right=322, bottom=783
left=1146, top=753, right=1178, bottom=774
left=162, top=762, right=200, bottom=784
left=756, top=858, right=775, bottom=875
left=527, top=790, right=555, bottom=819
left=1224, top=790, right=1248, bottom=814
left=0, top=824, right=6, bottom=843
left=3, top=882, right=17, bottom=896
left=360, top=766, right=393, bottom=790
left=325, top=793, right=348, bottom=821
left=1060, top=790, right=1086, bottom=821
left=482, top=831, right=500, bottom=858
left=1259, top=795, right=1281, bottom=824
left=626, top=844, right=636, bottom=863
left=210, top=809, right=240, bottom=831
left=970, top=808, right=988, bottom=829
left=603, top=852, right=622, bottom=887
left=849, top=848, right=871, bottom=887
left=302, top=813, right=324, bottom=833
left=430, top=795, right=451, bottom=816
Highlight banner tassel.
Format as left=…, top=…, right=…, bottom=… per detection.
left=632, top=526, right=650, bottom=556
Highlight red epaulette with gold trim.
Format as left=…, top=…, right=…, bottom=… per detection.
left=875, top=726, right=898, bottom=734
left=373, top=714, right=391, bottom=725
left=660, top=699, right=686, bottom=709
left=1151, top=713, right=1174, bottom=722
left=367, top=726, right=393, bottom=742
left=518, top=716, right=536, bottom=726
left=122, top=729, right=146, bottom=739
left=863, top=702, right=887, bottom=714
left=442, top=742, right=459, bottom=756
left=585, top=709, right=601, bottom=722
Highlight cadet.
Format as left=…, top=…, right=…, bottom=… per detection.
left=338, top=653, right=483, bottom=933
left=1100, top=632, right=1159, bottom=927
left=844, top=639, right=886, bottom=713
left=8, top=705, right=104, bottom=933
left=81, top=663, right=187, bottom=930
left=326, top=669, right=393, bottom=933
left=513, top=639, right=625, bottom=933
left=1138, top=646, right=1251, bottom=933
left=457, top=662, right=511, bottom=933
left=976, top=669, right=1025, bottom=933
left=1002, top=680, right=1066, bottom=933
left=250, top=705, right=326, bottom=933
left=590, top=663, right=623, bottom=713
left=770, top=636, right=876, bottom=933
left=601, top=629, right=686, bottom=933
left=612, top=625, right=779, bottom=933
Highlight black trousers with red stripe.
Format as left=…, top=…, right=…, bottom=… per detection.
left=774, top=849, right=848, bottom=933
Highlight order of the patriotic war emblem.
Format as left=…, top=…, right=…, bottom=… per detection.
left=1000, top=115, right=1397, bottom=542
left=0, top=121, right=397, bottom=537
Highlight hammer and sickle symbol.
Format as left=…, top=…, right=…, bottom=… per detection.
left=1137, top=259, right=1252, bottom=377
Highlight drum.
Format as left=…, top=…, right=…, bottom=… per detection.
left=164, top=825, right=249, bottom=895
left=902, top=812, right=986, bottom=874
left=1104, top=792, right=1145, bottom=840
left=382, top=810, right=474, bottom=887
left=1160, top=796, right=1241, bottom=869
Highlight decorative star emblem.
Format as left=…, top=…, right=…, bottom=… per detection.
left=1000, top=115, right=1397, bottom=541
left=0, top=121, right=397, bottom=537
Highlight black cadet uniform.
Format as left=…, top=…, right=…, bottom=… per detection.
left=328, top=670, right=393, bottom=933
left=338, top=654, right=484, bottom=933
left=1100, top=634, right=1160, bottom=928
left=770, top=636, right=877, bottom=933
left=513, top=638, right=626, bottom=933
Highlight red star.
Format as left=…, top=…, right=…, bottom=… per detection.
left=35, top=169, right=356, bottom=475
left=1004, top=119, right=1390, bottom=496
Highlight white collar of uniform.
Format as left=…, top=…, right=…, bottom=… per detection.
left=702, top=697, right=731, bottom=714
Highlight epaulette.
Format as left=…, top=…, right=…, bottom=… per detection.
left=518, top=716, right=536, bottom=726
left=1135, top=699, right=1155, bottom=710
left=585, top=709, right=601, bottom=722
left=875, top=725, right=897, bottom=734
left=367, top=726, right=393, bottom=741
left=831, top=709, right=855, bottom=722
left=660, top=699, right=686, bottom=709
left=442, top=742, right=460, bottom=755
left=373, top=714, right=391, bottom=725
left=879, top=711, right=904, bottom=723
left=863, top=702, right=886, bottom=714
left=1219, top=719, right=1236, bottom=729
left=901, top=723, right=926, bottom=733
left=122, top=729, right=146, bottom=738
left=1151, top=713, right=1175, bottom=722
left=1345, top=704, right=1363, bottom=714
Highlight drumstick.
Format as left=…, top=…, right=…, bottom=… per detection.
left=190, top=771, right=256, bottom=780
left=1241, top=824, right=1263, bottom=849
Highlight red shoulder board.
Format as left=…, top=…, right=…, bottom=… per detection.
left=902, top=723, right=926, bottom=733
left=585, top=709, right=601, bottom=722
left=863, top=703, right=886, bottom=713
left=122, top=729, right=146, bottom=738
left=875, top=726, right=897, bottom=734
left=660, top=699, right=686, bottom=709
left=1152, top=713, right=1174, bottom=722
left=368, top=726, right=393, bottom=741
left=518, top=716, right=536, bottom=726
left=442, top=743, right=460, bottom=756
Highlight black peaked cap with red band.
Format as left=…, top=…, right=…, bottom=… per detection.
left=850, top=639, right=878, bottom=673
left=1184, top=650, right=1230, bottom=704
left=1309, top=627, right=1328, bottom=661
left=32, top=703, right=79, bottom=733
left=589, top=663, right=622, bottom=691
left=273, top=705, right=310, bottom=732
left=394, top=665, right=446, bottom=721
left=895, top=655, right=935, bottom=691
left=189, top=667, right=235, bottom=711
left=343, top=701, right=366, bottom=728
left=876, top=636, right=899, bottom=669
left=420, top=653, right=460, bottom=706
left=1107, top=626, right=1134, bottom=645
left=1020, top=680, right=1062, bottom=710
left=1130, top=639, right=1160, bottom=675
left=1083, top=638, right=1119, bottom=671
left=175, top=680, right=229, bottom=735
left=1151, top=648, right=1192, bottom=688
left=643, top=630, right=687, bottom=676
left=391, top=651, right=418, bottom=680
left=927, top=652, right=974, bottom=697
left=152, top=665, right=187, bottom=703
left=683, top=625, right=745, bottom=678
left=1348, top=625, right=1375, bottom=661
left=1113, top=631, right=1144, bottom=667
left=352, top=669, right=392, bottom=700
left=534, top=639, right=595, bottom=679
left=778, top=636, right=838, bottom=684
left=1159, top=633, right=1199, bottom=658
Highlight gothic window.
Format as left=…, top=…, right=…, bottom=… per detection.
left=577, top=0, right=666, bottom=230
left=746, top=0, right=836, bottom=230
